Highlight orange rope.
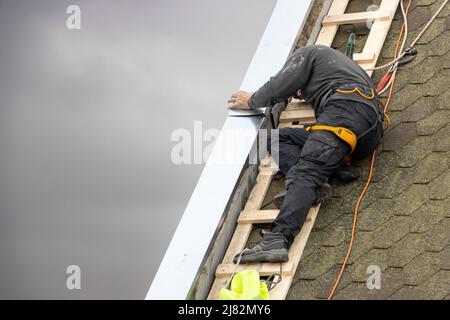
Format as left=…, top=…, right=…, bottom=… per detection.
left=327, top=0, right=411, bottom=300
left=327, top=148, right=376, bottom=299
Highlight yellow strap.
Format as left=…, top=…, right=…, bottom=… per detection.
left=335, top=87, right=375, bottom=100
left=305, top=125, right=357, bottom=154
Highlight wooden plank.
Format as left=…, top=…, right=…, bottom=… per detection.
left=322, top=10, right=390, bottom=26
left=353, top=52, right=375, bottom=64
left=207, top=277, right=229, bottom=300
left=216, top=261, right=294, bottom=277
left=237, top=209, right=280, bottom=224
left=259, top=157, right=279, bottom=176
left=362, top=0, right=400, bottom=76
left=285, top=101, right=312, bottom=111
left=287, top=205, right=320, bottom=266
left=279, top=109, right=315, bottom=123
left=278, top=123, right=305, bottom=129
left=222, top=223, right=253, bottom=264
left=244, top=172, right=273, bottom=211
left=221, top=162, right=275, bottom=262
left=289, top=98, right=305, bottom=104
left=208, top=159, right=276, bottom=298
left=315, top=0, right=350, bottom=46
left=359, top=62, right=374, bottom=72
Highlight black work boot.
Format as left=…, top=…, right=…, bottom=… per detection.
left=333, top=163, right=359, bottom=182
left=272, top=182, right=333, bottom=209
left=233, top=231, right=289, bottom=264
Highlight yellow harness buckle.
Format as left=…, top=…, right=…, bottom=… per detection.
left=305, top=125, right=357, bottom=154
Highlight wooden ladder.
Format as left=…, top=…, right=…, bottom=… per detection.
left=208, top=0, right=400, bottom=300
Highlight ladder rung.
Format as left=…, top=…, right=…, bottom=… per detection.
left=322, top=10, right=391, bottom=26
left=353, top=52, right=375, bottom=63
left=278, top=123, right=305, bottom=128
left=290, top=98, right=306, bottom=104
left=216, top=261, right=294, bottom=277
left=286, top=102, right=311, bottom=111
left=279, top=109, right=315, bottom=123
left=237, top=210, right=314, bottom=224
left=315, top=0, right=350, bottom=46
left=237, top=209, right=280, bottom=224
left=259, top=157, right=279, bottom=174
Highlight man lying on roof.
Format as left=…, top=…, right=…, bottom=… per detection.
left=228, top=45, right=384, bottom=264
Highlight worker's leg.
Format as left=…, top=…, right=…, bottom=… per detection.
left=268, top=128, right=309, bottom=177
left=271, top=130, right=349, bottom=245
left=268, top=127, right=332, bottom=209
left=234, top=129, right=349, bottom=264
left=269, top=128, right=359, bottom=184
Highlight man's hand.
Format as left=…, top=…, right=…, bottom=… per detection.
left=227, top=91, right=253, bottom=110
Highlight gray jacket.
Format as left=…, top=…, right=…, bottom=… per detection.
left=248, top=45, right=379, bottom=115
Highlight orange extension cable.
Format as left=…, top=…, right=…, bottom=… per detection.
left=327, top=0, right=412, bottom=300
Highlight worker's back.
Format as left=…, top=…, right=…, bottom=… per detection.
left=293, top=45, right=375, bottom=110
left=248, top=45, right=375, bottom=112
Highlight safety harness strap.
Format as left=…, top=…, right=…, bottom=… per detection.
left=335, top=86, right=375, bottom=100
left=305, top=125, right=357, bottom=154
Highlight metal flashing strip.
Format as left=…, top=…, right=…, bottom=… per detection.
left=146, top=0, right=313, bottom=300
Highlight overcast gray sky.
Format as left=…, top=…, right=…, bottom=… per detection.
left=0, top=0, right=276, bottom=299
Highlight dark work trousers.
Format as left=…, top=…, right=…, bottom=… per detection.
left=268, top=99, right=383, bottom=245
